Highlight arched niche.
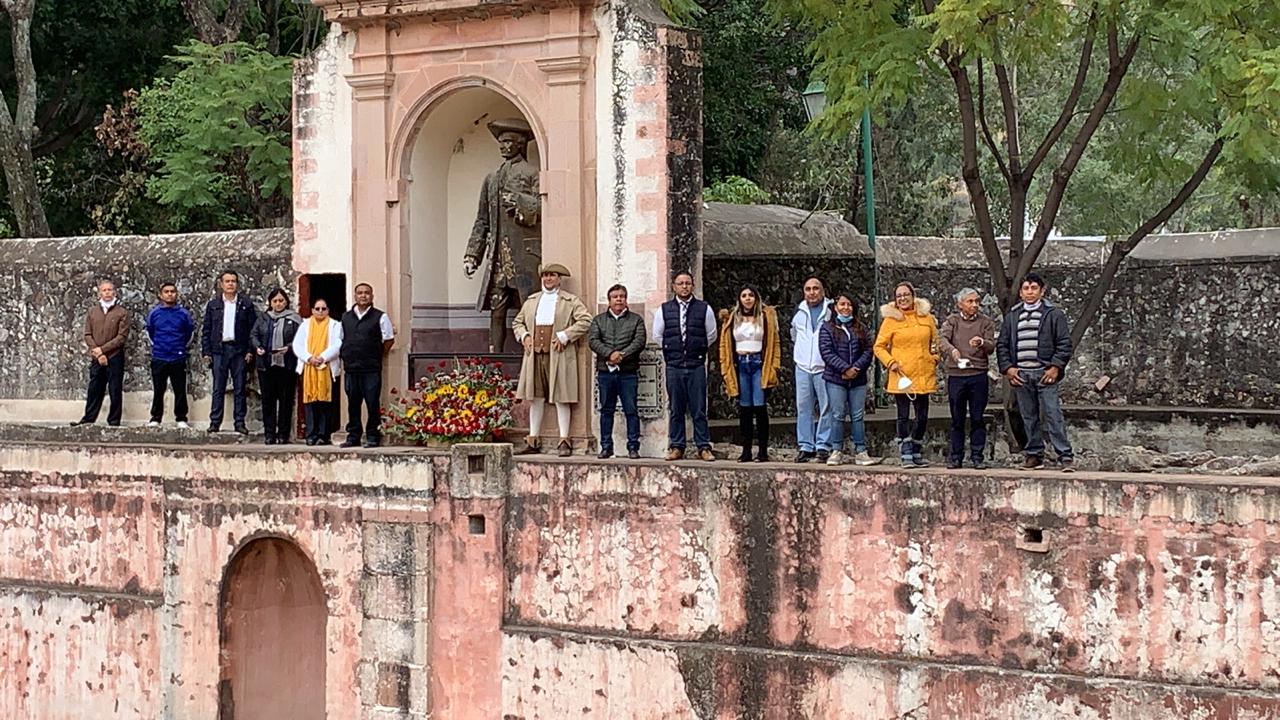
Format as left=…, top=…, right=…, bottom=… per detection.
left=406, top=84, right=541, bottom=352
left=217, top=537, right=327, bottom=720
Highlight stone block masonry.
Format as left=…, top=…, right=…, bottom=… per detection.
left=0, top=229, right=294, bottom=424
left=2, top=434, right=1279, bottom=717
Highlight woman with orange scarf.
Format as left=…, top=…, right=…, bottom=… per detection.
left=291, top=298, right=344, bottom=445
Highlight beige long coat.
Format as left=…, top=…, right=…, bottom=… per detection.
left=512, top=290, right=592, bottom=403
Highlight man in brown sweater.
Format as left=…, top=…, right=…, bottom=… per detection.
left=938, top=287, right=997, bottom=469
left=73, top=279, right=130, bottom=426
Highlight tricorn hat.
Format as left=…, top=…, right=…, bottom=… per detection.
left=487, top=117, right=534, bottom=141
left=539, top=263, right=571, bottom=277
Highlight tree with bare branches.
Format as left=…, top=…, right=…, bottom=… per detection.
left=180, top=0, right=249, bottom=45
left=770, top=0, right=1280, bottom=349
left=0, top=0, right=49, bottom=237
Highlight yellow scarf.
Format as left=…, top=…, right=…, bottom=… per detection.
left=302, top=317, right=332, bottom=403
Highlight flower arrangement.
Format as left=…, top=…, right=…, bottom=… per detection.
left=383, top=357, right=517, bottom=445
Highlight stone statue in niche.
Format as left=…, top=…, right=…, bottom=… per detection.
left=463, top=117, right=542, bottom=352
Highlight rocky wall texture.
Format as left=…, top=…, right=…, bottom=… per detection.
left=505, top=459, right=1280, bottom=715
left=703, top=227, right=1280, bottom=418
left=0, top=230, right=294, bottom=406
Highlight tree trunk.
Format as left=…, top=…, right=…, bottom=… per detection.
left=180, top=0, right=248, bottom=44
left=0, top=0, right=50, bottom=237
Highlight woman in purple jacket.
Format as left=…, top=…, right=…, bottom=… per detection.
left=819, top=293, right=882, bottom=466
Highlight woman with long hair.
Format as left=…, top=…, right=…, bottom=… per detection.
left=819, top=292, right=881, bottom=466
left=874, top=281, right=940, bottom=467
left=717, top=285, right=781, bottom=462
left=291, top=298, right=344, bottom=446
left=251, top=288, right=302, bottom=444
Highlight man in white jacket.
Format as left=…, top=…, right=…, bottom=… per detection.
left=792, top=277, right=833, bottom=462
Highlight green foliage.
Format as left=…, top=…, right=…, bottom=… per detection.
left=772, top=0, right=1280, bottom=236
left=136, top=40, right=294, bottom=230
left=704, top=175, right=773, bottom=204
left=697, top=0, right=811, bottom=182
left=661, top=0, right=705, bottom=27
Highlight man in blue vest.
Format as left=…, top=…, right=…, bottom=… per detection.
left=339, top=282, right=395, bottom=448
left=651, top=270, right=718, bottom=461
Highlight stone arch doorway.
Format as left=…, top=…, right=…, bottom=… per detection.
left=403, top=83, right=542, bottom=355
left=218, top=537, right=327, bottom=720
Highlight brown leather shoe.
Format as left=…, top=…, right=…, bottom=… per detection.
left=515, top=437, right=541, bottom=455
left=664, top=447, right=684, bottom=461
left=557, top=439, right=572, bottom=457
left=698, top=448, right=716, bottom=462
left=1023, top=455, right=1044, bottom=470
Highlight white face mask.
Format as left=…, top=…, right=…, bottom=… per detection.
left=897, top=376, right=914, bottom=391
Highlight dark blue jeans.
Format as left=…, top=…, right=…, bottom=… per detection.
left=598, top=371, right=640, bottom=452
left=947, top=374, right=989, bottom=462
left=344, top=371, right=383, bottom=443
left=666, top=364, right=710, bottom=450
left=734, top=353, right=765, bottom=407
left=1014, top=368, right=1073, bottom=460
left=209, top=345, right=247, bottom=427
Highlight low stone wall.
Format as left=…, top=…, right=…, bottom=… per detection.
left=0, top=229, right=294, bottom=424
left=703, top=217, right=1280, bottom=419
left=2, top=436, right=1278, bottom=717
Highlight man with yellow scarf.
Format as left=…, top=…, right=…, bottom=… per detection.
left=292, top=298, right=344, bottom=445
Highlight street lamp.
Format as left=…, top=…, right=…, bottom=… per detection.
left=802, top=79, right=884, bottom=406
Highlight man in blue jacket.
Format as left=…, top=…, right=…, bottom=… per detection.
left=996, top=273, right=1075, bottom=471
left=201, top=270, right=258, bottom=434
left=147, top=282, right=195, bottom=428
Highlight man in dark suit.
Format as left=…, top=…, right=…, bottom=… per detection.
left=201, top=270, right=258, bottom=434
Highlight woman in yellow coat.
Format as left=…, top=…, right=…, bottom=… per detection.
left=874, top=281, right=940, bottom=467
left=718, top=286, right=781, bottom=462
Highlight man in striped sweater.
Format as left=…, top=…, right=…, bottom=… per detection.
left=997, top=273, right=1075, bottom=471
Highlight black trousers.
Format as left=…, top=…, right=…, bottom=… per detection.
left=260, top=366, right=297, bottom=440
left=150, top=358, right=189, bottom=422
left=894, top=393, right=930, bottom=445
left=210, top=344, right=248, bottom=427
left=304, top=400, right=334, bottom=442
left=344, top=371, right=383, bottom=443
left=81, top=353, right=125, bottom=425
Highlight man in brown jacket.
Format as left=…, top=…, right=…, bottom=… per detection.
left=939, top=287, right=997, bottom=469
left=73, top=279, right=130, bottom=426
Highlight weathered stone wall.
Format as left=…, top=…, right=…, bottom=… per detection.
left=704, top=218, right=1280, bottom=417
left=0, top=230, right=294, bottom=423
left=3, top=437, right=1278, bottom=717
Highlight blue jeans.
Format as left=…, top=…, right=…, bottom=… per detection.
left=666, top=365, right=710, bottom=450
left=598, top=371, right=640, bottom=452
left=1014, top=368, right=1073, bottom=460
left=735, top=354, right=765, bottom=407
left=210, top=344, right=247, bottom=427
left=947, top=374, right=989, bottom=462
left=795, top=370, right=832, bottom=452
left=826, top=382, right=868, bottom=453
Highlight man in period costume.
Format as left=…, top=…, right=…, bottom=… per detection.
left=511, top=264, right=592, bottom=457
left=463, top=117, right=542, bottom=352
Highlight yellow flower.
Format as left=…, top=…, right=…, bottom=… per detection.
left=406, top=407, right=418, bottom=418
left=459, top=384, right=470, bottom=397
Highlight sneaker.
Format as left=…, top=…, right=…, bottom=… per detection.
left=946, top=458, right=962, bottom=470
left=796, top=450, right=815, bottom=463
left=1060, top=457, right=1075, bottom=473
left=207, top=425, right=221, bottom=433
left=1023, top=456, right=1045, bottom=470
left=627, top=448, right=640, bottom=460
left=911, top=456, right=931, bottom=468
left=826, top=451, right=844, bottom=466
left=147, top=420, right=161, bottom=428
left=176, top=421, right=191, bottom=430
left=697, top=448, right=715, bottom=462
left=853, top=451, right=882, bottom=466
left=664, top=448, right=684, bottom=461
left=598, top=448, right=614, bottom=460
left=971, top=459, right=988, bottom=470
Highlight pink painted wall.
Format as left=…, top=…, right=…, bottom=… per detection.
left=3, top=441, right=1280, bottom=718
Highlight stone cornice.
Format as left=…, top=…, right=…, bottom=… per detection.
left=311, top=0, right=598, bottom=25
left=535, top=56, right=591, bottom=85
left=346, top=71, right=396, bottom=100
